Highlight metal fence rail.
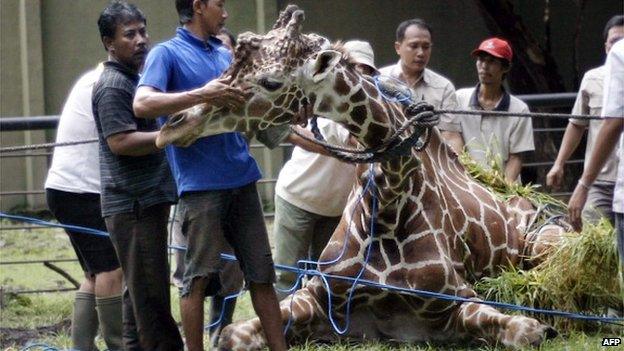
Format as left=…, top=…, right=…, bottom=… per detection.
left=0, top=92, right=582, bottom=294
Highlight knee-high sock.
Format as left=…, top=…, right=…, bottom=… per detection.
left=72, top=292, right=99, bottom=351
left=95, top=294, right=123, bottom=351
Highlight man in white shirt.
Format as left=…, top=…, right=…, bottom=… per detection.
left=263, top=41, right=377, bottom=298
left=379, top=18, right=461, bottom=149
left=547, top=15, right=623, bottom=224
left=45, top=64, right=123, bottom=350
left=568, top=39, right=624, bottom=266
left=440, top=38, right=534, bottom=182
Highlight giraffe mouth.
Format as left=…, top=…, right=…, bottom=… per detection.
left=292, top=100, right=312, bottom=127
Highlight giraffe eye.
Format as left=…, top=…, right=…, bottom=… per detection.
left=257, top=77, right=283, bottom=92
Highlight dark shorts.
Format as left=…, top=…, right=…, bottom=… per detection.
left=46, top=188, right=120, bottom=276
left=178, top=182, right=275, bottom=297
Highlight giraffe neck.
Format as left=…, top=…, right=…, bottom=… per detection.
left=300, top=65, right=429, bottom=233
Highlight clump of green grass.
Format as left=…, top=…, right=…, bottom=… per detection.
left=474, top=219, right=622, bottom=331
left=458, top=152, right=566, bottom=211
left=459, top=152, right=623, bottom=331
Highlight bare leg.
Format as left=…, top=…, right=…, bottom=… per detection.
left=94, top=267, right=123, bottom=297
left=249, top=282, right=287, bottom=351
left=219, top=280, right=326, bottom=350
left=180, top=277, right=208, bottom=351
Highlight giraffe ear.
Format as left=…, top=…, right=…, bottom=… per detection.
left=305, top=50, right=341, bottom=83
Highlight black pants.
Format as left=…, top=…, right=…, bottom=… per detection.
left=106, top=203, right=183, bottom=351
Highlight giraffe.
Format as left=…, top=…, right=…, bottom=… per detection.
left=158, top=5, right=564, bottom=349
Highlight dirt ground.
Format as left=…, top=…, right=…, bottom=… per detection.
left=0, top=319, right=70, bottom=348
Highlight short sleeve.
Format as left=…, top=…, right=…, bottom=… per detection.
left=509, top=104, right=535, bottom=154
left=569, top=74, right=590, bottom=126
left=602, top=42, right=624, bottom=118
left=95, top=87, right=137, bottom=139
left=437, top=82, right=462, bottom=132
left=320, top=119, right=351, bottom=146
left=138, top=45, right=172, bottom=92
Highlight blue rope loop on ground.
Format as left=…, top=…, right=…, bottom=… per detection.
left=1, top=210, right=623, bottom=339
left=20, top=343, right=65, bottom=351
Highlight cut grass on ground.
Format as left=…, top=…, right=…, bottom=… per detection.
left=0, top=221, right=618, bottom=350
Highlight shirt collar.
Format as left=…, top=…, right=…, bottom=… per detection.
left=104, top=61, right=139, bottom=81
left=469, top=83, right=510, bottom=111
left=176, top=27, right=222, bottom=50
left=394, top=60, right=430, bottom=87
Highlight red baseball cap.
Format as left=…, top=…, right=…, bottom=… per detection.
left=471, top=38, right=513, bottom=63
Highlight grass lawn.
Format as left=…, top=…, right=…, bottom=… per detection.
left=0, top=219, right=619, bottom=350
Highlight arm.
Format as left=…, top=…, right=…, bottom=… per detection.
left=106, top=131, right=160, bottom=156
left=568, top=45, right=624, bottom=231
left=440, top=131, right=464, bottom=155
left=504, top=153, right=523, bottom=183
left=437, top=84, right=462, bottom=134
left=132, top=45, right=245, bottom=119
left=546, top=122, right=586, bottom=188
left=568, top=118, right=623, bottom=231
left=286, top=127, right=332, bottom=156
left=133, top=80, right=245, bottom=119
left=548, top=81, right=589, bottom=188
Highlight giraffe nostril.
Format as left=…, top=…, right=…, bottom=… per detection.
left=258, top=77, right=284, bottom=91
left=167, top=114, right=186, bottom=128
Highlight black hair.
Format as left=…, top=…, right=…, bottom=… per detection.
left=98, top=1, right=146, bottom=42
left=396, top=18, right=432, bottom=42
left=176, top=0, right=208, bottom=25
left=604, top=15, right=624, bottom=41
left=219, top=27, right=236, bottom=46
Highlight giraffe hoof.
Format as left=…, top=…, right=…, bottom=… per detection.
left=503, top=317, right=558, bottom=348
left=542, top=326, right=558, bottom=342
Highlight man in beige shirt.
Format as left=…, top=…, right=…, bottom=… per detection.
left=440, top=38, right=534, bottom=183
left=379, top=18, right=460, bottom=142
left=547, top=15, right=623, bottom=224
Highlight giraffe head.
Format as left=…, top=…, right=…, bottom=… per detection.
left=157, top=5, right=341, bottom=147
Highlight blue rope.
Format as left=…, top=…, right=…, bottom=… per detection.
left=373, top=74, right=413, bottom=105
left=2, top=211, right=622, bottom=331
left=20, top=344, right=62, bottom=351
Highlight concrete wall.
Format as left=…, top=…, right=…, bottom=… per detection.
left=1, top=0, right=622, bottom=211
left=278, top=0, right=623, bottom=90
left=1, top=0, right=48, bottom=211
left=0, top=0, right=281, bottom=211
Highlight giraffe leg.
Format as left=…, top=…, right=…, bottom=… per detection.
left=218, top=283, right=326, bottom=350
left=452, top=299, right=557, bottom=349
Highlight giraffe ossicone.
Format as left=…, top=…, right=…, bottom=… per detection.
left=159, top=5, right=574, bottom=350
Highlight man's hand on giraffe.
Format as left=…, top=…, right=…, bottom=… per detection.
left=293, top=104, right=313, bottom=126
left=195, top=78, right=246, bottom=111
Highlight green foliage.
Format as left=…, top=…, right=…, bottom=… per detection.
left=463, top=148, right=624, bottom=332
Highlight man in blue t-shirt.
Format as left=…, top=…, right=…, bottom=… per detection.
left=133, top=1, right=286, bottom=350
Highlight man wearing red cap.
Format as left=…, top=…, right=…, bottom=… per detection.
left=440, top=37, right=534, bottom=183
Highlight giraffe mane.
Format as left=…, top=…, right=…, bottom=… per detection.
left=329, top=41, right=360, bottom=72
